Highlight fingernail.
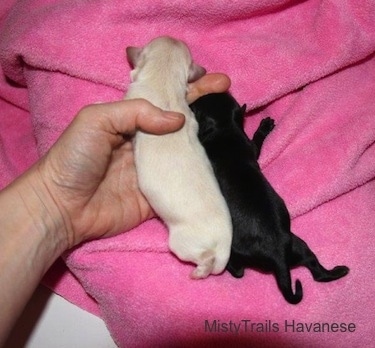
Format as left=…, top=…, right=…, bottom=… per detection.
left=164, top=111, right=184, bottom=120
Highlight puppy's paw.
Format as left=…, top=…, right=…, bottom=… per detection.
left=321, top=266, right=349, bottom=282
left=314, top=265, right=350, bottom=282
left=190, top=266, right=210, bottom=279
left=260, top=117, right=275, bottom=135
left=226, top=263, right=245, bottom=278
left=190, top=250, right=216, bottom=279
left=328, top=265, right=350, bottom=281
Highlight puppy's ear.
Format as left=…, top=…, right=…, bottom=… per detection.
left=126, top=46, right=143, bottom=68
left=188, top=63, right=206, bottom=82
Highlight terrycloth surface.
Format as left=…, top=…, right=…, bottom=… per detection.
left=1, top=0, right=375, bottom=347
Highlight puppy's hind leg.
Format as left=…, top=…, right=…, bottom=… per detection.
left=226, top=251, right=246, bottom=278
left=273, top=262, right=303, bottom=304
left=290, top=234, right=349, bottom=282
left=252, top=117, right=275, bottom=159
left=190, top=250, right=216, bottom=279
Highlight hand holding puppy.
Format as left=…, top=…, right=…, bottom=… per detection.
left=0, top=73, right=230, bottom=343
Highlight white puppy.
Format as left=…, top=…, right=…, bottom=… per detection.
left=124, top=36, right=232, bottom=278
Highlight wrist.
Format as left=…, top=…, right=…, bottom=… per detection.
left=0, top=164, right=70, bottom=269
left=0, top=166, right=69, bottom=343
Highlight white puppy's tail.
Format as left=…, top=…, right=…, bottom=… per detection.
left=190, top=250, right=216, bottom=279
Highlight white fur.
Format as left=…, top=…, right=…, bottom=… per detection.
left=124, top=36, right=232, bottom=278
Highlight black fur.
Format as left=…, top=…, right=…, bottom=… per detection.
left=190, top=93, right=349, bottom=304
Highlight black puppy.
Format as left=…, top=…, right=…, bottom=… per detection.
left=190, top=93, right=349, bottom=304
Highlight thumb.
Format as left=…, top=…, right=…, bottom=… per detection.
left=81, top=99, right=185, bottom=137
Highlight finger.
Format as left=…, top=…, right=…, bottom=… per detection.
left=187, top=73, right=231, bottom=104
left=79, top=99, right=185, bottom=137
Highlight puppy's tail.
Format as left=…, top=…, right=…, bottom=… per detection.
left=274, top=265, right=303, bottom=304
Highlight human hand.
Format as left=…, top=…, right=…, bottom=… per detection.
left=31, top=99, right=184, bottom=248
left=27, top=73, right=231, bottom=248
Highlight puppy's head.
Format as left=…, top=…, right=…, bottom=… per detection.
left=190, top=93, right=247, bottom=140
left=126, top=36, right=206, bottom=83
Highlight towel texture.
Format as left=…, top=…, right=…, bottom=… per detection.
left=1, top=0, right=374, bottom=346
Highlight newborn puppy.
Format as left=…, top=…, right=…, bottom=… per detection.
left=124, top=37, right=232, bottom=279
left=190, top=93, right=349, bottom=303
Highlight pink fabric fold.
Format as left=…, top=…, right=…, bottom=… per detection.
left=1, top=0, right=374, bottom=346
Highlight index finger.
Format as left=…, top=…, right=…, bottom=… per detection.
left=187, top=73, right=231, bottom=104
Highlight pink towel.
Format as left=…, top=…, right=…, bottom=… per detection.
left=1, top=0, right=375, bottom=346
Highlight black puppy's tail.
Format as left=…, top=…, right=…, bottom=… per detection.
left=274, top=265, right=303, bottom=304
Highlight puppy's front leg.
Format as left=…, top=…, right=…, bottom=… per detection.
left=252, top=117, right=275, bottom=159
